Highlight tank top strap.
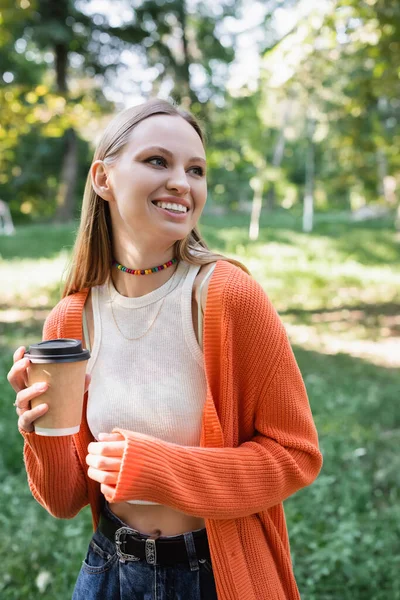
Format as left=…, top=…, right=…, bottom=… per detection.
left=196, top=263, right=217, bottom=349
left=82, top=303, right=90, bottom=352
left=180, top=261, right=217, bottom=352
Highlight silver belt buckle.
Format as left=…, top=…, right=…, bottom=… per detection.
left=115, top=526, right=141, bottom=562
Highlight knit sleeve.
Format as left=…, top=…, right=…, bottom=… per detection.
left=106, top=273, right=323, bottom=519
left=20, top=303, right=89, bottom=519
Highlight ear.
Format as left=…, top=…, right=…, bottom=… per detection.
left=91, top=160, right=114, bottom=202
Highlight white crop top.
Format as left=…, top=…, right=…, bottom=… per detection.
left=83, top=261, right=216, bottom=505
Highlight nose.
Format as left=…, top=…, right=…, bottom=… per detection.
left=166, top=167, right=191, bottom=195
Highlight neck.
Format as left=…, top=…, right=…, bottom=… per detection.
left=111, top=246, right=178, bottom=298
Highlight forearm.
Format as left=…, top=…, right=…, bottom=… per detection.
left=106, top=429, right=322, bottom=519
left=21, top=430, right=89, bottom=518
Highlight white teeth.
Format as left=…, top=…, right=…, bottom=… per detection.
left=154, top=201, right=188, bottom=213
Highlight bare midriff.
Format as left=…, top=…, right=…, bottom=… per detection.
left=109, top=502, right=206, bottom=536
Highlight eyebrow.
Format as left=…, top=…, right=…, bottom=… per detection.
left=137, top=145, right=207, bottom=166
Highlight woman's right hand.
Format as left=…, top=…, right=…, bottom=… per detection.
left=7, top=346, right=49, bottom=433
left=7, top=346, right=91, bottom=433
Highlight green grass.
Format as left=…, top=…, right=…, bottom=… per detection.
left=0, top=212, right=399, bottom=599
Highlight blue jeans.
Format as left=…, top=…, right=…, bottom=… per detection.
left=72, top=505, right=218, bottom=600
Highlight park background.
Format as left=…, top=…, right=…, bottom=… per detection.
left=0, top=0, right=399, bottom=598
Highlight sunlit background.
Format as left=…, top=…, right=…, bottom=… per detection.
left=0, top=1, right=399, bottom=598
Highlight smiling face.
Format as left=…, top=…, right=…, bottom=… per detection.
left=93, top=114, right=207, bottom=252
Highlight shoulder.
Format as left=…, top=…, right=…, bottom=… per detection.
left=209, top=260, right=274, bottom=314
left=208, top=260, right=287, bottom=350
left=43, top=289, right=89, bottom=341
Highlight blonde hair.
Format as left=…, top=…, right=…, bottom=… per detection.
left=62, top=98, right=249, bottom=297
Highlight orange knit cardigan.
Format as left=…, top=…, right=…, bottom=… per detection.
left=21, top=260, right=322, bottom=600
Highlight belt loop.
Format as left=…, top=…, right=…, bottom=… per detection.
left=145, top=538, right=157, bottom=565
left=184, top=532, right=199, bottom=572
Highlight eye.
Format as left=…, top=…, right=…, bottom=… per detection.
left=146, top=156, right=167, bottom=167
left=189, top=166, right=205, bottom=177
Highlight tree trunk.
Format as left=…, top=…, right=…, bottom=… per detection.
left=395, top=202, right=400, bottom=232
left=266, top=186, right=276, bottom=211
left=54, top=42, right=68, bottom=93
left=53, top=27, right=79, bottom=222
left=377, top=147, right=397, bottom=207
left=249, top=172, right=265, bottom=241
left=303, top=117, right=315, bottom=233
left=175, top=0, right=196, bottom=106
left=0, top=199, right=15, bottom=235
left=266, top=101, right=290, bottom=211
left=376, top=147, right=386, bottom=200
left=54, top=128, right=78, bottom=222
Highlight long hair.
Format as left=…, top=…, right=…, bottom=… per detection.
left=62, top=98, right=249, bottom=297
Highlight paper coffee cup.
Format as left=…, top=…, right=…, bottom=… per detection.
left=25, top=339, right=90, bottom=436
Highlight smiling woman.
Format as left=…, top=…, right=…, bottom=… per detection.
left=7, top=98, right=322, bottom=600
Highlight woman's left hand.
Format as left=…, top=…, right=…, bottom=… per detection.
left=86, top=432, right=126, bottom=497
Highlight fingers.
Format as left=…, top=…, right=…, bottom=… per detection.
left=86, top=453, right=122, bottom=471
left=86, top=436, right=124, bottom=486
left=87, top=466, right=119, bottom=486
left=98, top=432, right=124, bottom=442
left=13, top=346, right=25, bottom=363
left=18, top=403, right=49, bottom=433
left=88, top=440, right=125, bottom=457
left=13, top=379, right=49, bottom=433
left=100, top=483, right=116, bottom=498
left=14, top=382, right=48, bottom=413
left=7, top=349, right=30, bottom=393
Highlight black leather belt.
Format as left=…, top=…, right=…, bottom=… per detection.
left=98, top=511, right=211, bottom=566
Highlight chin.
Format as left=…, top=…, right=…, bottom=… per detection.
left=160, top=224, right=195, bottom=242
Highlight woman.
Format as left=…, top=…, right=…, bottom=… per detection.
left=8, top=98, right=322, bottom=600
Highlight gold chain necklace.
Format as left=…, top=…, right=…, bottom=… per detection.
left=108, top=265, right=179, bottom=341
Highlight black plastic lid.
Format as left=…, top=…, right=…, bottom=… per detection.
left=25, top=339, right=90, bottom=364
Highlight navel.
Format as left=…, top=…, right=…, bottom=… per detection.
left=150, top=528, right=162, bottom=539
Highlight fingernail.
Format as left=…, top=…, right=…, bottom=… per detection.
left=34, top=382, right=47, bottom=391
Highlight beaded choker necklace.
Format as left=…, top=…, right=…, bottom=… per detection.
left=113, top=257, right=177, bottom=275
